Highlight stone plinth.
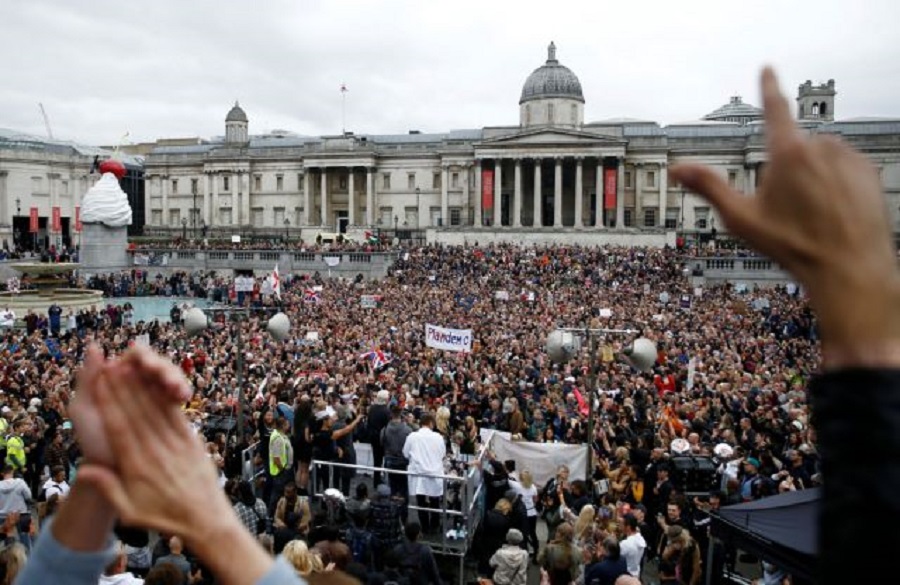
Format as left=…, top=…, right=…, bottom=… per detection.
left=81, top=223, right=129, bottom=275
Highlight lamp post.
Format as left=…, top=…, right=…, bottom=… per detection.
left=183, top=306, right=290, bottom=444
left=200, top=218, right=207, bottom=239
left=415, top=187, right=421, bottom=229
left=545, top=327, right=656, bottom=479
left=181, top=217, right=188, bottom=240
left=283, top=217, right=290, bottom=242
left=394, top=215, right=398, bottom=231
left=192, top=184, right=198, bottom=238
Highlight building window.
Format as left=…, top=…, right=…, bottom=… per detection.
left=451, top=172, right=459, bottom=188
left=171, top=179, right=178, bottom=194
left=727, top=170, right=737, bottom=188
left=223, top=176, right=230, bottom=191
left=404, top=206, right=417, bottom=226
left=220, top=207, right=232, bottom=225
left=339, top=175, right=347, bottom=190
left=812, top=103, right=819, bottom=117
left=251, top=208, right=264, bottom=227
left=547, top=103, right=554, bottom=124
left=191, top=178, right=199, bottom=194
left=254, top=175, right=262, bottom=191
left=379, top=207, right=392, bottom=226
left=646, top=171, right=656, bottom=189
left=273, top=207, right=285, bottom=226
left=297, top=173, right=304, bottom=190
left=382, top=173, right=391, bottom=190
left=407, top=173, right=415, bottom=190
left=624, top=171, right=633, bottom=189
left=276, top=174, right=283, bottom=191
left=665, top=207, right=679, bottom=229
left=643, top=208, right=656, bottom=227
left=820, top=103, right=828, bottom=116
left=168, top=209, right=180, bottom=226
left=624, top=208, right=634, bottom=227
left=433, top=172, right=441, bottom=189
left=151, top=210, right=162, bottom=225
left=695, top=206, right=710, bottom=229
left=450, top=208, right=462, bottom=226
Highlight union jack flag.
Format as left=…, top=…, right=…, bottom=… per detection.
left=303, top=288, right=320, bottom=303
left=360, top=348, right=392, bottom=371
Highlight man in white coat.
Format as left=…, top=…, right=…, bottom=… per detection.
left=402, top=413, right=446, bottom=534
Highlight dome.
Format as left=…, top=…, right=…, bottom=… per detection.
left=225, top=101, right=248, bottom=123
left=519, top=42, right=584, bottom=105
left=703, top=96, right=763, bottom=125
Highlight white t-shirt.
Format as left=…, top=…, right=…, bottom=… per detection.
left=512, top=480, right=539, bottom=517
left=620, top=531, right=647, bottom=577
left=42, top=478, right=71, bottom=500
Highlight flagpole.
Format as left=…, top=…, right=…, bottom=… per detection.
left=341, top=83, right=347, bottom=134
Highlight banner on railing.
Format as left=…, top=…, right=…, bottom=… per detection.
left=483, top=431, right=588, bottom=485
left=425, top=323, right=472, bottom=353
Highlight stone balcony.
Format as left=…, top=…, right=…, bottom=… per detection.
left=686, top=256, right=792, bottom=286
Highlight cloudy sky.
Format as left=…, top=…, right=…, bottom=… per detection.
left=2, top=0, right=898, bottom=145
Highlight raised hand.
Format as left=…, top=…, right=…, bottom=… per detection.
left=671, top=67, right=900, bottom=367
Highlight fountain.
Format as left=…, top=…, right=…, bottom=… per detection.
left=0, top=262, right=103, bottom=316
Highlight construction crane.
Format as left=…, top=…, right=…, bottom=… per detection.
left=38, top=103, right=53, bottom=140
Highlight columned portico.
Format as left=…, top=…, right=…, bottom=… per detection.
left=303, top=171, right=311, bottom=225
left=594, top=160, right=603, bottom=228
left=615, top=159, right=625, bottom=229
left=493, top=159, right=502, bottom=227
left=474, top=160, right=482, bottom=226
left=320, top=169, right=328, bottom=226
left=533, top=158, right=542, bottom=227
left=440, top=164, right=449, bottom=227
left=348, top=167, right=356, bottom=226
left=366, top=167, right=374, bottom=226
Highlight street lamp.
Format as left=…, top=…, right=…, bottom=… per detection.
left=415, top=187, right=421, bottom=229
left=283, top=217, right=290, bottom=242
left=545, top=327, right=657, bottom=478
left=200, top=218, right=207, bottom=239
left=394, top=215, right=399, bottom=230
left=181, top=217, right=188, bottom=240
left=183, top=306, right=291, bottom=444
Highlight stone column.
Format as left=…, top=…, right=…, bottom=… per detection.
left=553, top=157, right=562, bottom=228
left=143, top=175, right=153, bottom=226
left=595, top=161, right=603, bottom=228
left=202, top=172, right=210, bottom=226
left=161, top=175, right=170, bottom=226
left=616, top=159, right=625, bottom=229
left=634, top=163, right=644, bottom=229
left=513, top=158, right=522, bottom=227
left=303, top=170, right=312, bottom=225
left=241, top=172, right=251, bottom=228
left=348, top=167, right=356, bottom=226
left=493, top=159, right=502, bottom=227
left=658, top=162, right=668, bottom=227
left=440, top=164, right=449, bottom=227
left=366, top=167, right=374, bottom=226
left=574, top=157, right=583, bottom=228
left=211, top=173, right=219, bottom=226
left=474, top=160, right=482, bottom=226
left=533, top=159, right=542, bottom=227
left=462, top=164, right=470, bottom=227
left=230, top=174, right=239, bottom=226
left=747, top=164, right=757, bottom=194
left=320, top=168, right=328, bottom=227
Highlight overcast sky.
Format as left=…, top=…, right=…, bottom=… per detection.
left=2, top=0, right=898, bottom=146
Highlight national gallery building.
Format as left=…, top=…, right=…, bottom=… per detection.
left=2, top=43, right=899, bottom=248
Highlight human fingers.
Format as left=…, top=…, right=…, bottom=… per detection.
left=761, top=67, right=801, bottom=155
left=75, top=343, right=105, bottom=393
left=74, top=464, right=137, bottom=525
left=122, top=346, right=192, bottom=403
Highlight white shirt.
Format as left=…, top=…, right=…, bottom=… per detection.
left=42, top=478, right=71, bottom=500
left=0, top=310, right=14, bottom=327
left=402, top=426, right=446, bottom=497
left=620, top=531, right=647, bottom=578
left=511, top=481, right=538, bottom=517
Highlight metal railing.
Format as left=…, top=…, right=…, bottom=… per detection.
left=309, top=456, right=485, bottom=585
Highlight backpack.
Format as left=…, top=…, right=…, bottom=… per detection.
left=346, top=527, right=374, bottom=568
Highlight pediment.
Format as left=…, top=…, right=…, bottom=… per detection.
left=481, top=128, right=623, bottom=146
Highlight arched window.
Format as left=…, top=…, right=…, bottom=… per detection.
left=819, top=102, right=828, bottom=116
left=548, top=103, right=555, bottom=124
left=812, top=103, right=819, bottom=117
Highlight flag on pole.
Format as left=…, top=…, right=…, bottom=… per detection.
left=341, top=83, right=348, bottom=93
left=364, top=230, right=379, bottom=244
left=271, top=264, right=281, bottom=299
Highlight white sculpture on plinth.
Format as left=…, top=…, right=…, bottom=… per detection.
left=82, top=160, right=132, bottom=227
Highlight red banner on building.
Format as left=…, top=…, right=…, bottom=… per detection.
left=51, top=206, right=61, bottom=233
left=29, top=207, right=39, bottom=233
left=75, top=206, right=82, bottom=232
left=481, top=169, right=494, bottom=211
left=603, top=167, right=618, bottom=210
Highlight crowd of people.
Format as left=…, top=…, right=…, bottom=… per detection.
left=0, top=68, right=897, bottom=585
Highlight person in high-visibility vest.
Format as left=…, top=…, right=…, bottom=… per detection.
left=5, top=419, right=28, bottom=475
left=0, top=413, right=9, bottom=464
left=268, top=416, right=294, bottom=512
